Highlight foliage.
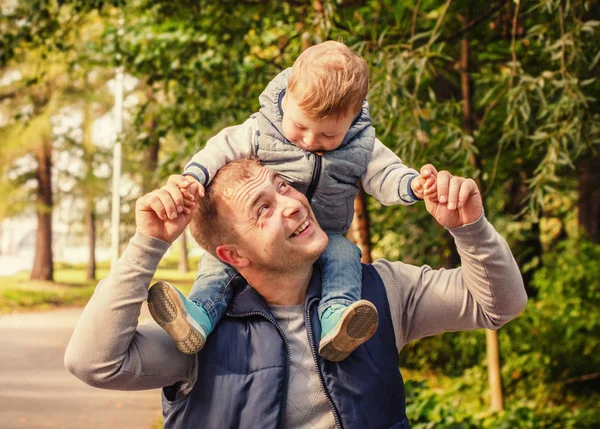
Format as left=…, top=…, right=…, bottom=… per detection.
left=399, top=236, right=600, bottom=427
left=405, top=374, right=600, bottom=428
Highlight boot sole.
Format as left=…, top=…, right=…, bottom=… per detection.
left=147, top=281, right=205, bottom=354
left=319, top=300, right=379, bottom=362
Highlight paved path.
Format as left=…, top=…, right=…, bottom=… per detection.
left=0, top=307, right=163, bottom=429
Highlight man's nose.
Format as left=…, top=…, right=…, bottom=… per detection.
left=280, top=194, right=302, bottom=217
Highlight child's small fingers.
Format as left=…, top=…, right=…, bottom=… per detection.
left=167, top=174, right=189, bottom=188
left=420, top=164, right=438, bottom=179
left=197, top=184, right=205, bottom=198
left=180, top=187, right=196, bottom=202
left=183, top=198, right=196, bottom=209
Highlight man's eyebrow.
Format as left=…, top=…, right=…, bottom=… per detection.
left=246, top=170, right=278, bottom=213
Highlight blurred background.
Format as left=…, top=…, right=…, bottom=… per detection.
left=0, top=0, right=598, bottom=428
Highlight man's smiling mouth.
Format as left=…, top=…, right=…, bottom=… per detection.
left=292, top=219, right=310, bottom=237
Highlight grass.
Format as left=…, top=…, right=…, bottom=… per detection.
left=0, top=264, right=197, bottom=314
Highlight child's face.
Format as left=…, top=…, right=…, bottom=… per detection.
left=281, top=94, right=356, bottom=153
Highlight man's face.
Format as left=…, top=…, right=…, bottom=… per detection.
left=218, top=165, right=329, bottom=273
left=281, top=93, right=355, bottom=153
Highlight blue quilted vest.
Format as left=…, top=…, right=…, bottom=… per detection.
left=161, top=264, right=410, bottom=429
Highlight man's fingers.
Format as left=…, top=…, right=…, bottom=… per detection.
left=152, top=188, right=180, bottom=220
left=165, top=183, right=187, bottom=214
left=436, top=171, right=451, bottom=204
left=446, top=176, right=462, bottom=210
left=458, top=178, right=477, bottom=208
left=143, top=191, right=167, bottom=221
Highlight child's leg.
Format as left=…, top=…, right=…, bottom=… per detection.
left=147, top=253, right=238, bottom=354
left=317, top=234, right=378, bottom=362
left=188, top=252, right=238, bottom=326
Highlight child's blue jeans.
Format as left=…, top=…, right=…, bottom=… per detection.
left=188, top=233, right=363, bottom=327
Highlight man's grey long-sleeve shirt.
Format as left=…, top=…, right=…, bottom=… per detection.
left=65, top=215, right=526, bottom=406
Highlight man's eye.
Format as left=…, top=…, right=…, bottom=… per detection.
left=279, top=182, right=288, bottom=191
left=258, top=205, right=269, bottom=216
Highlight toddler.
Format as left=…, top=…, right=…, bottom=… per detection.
left=148, top=41, right=436, bottom=362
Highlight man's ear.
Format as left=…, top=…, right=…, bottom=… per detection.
left=216, top=244, right=249, bottom=269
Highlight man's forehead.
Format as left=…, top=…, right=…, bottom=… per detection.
left=221, top=166, right=277, bottom=207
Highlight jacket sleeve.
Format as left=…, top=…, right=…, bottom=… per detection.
left=183, top=117, right=258, bottom=185
left=373, top=215, right=527, bottom=351
left=361, top=138, right=420, bottom=206
left=64, top=232, right=197, bottom=393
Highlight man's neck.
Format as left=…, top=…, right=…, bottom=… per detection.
left=242, top=266, right=313, bottom=306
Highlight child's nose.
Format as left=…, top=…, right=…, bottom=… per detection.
left=303, top=133, right=316, bottom=146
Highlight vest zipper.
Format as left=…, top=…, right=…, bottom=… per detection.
left=305, top=298, right=343, bottom=429
left=226, top=311, right=291, bottom=429
left=305, top=153, right=322, bottom=203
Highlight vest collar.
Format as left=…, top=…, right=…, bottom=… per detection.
left=225, top=264, right=323, bottom=317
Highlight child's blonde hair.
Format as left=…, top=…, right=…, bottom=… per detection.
left=288, top=40, right=369, bottom=120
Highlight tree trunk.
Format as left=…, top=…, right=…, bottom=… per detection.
left=86, top=201, right=96, bottom=280
left=143, top=86, right=160, bottom=194
left=178, top=232, right=190, bottom=273
left=459, top=13, right=504, bottom=412
left=31, top=139, right=53, bottom=281
left=577, top=156, right=600, bottom=243
left=349, top=183, right=372, bottom=264
left=83, top=100, right=96, bottom=281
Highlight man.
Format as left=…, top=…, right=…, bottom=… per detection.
left=65, top=159, right=527, bottom=429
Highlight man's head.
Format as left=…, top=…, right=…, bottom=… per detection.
left=189, top=159, right=329, bottom=277
left=282, top=40, right=369, bottom=153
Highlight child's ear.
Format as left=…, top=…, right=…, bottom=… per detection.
left=216, top=245, right=249, bottom=269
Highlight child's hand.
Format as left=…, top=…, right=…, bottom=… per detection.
left=411, top=164, right=439, bottom=201
left=167, top=174, right=205, bottom=200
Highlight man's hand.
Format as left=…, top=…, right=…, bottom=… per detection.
left=423, top=170, right=482, bottom=229
left=411, top=164, right=439, bottom=201
left=135, top=180, right=198, bottom=243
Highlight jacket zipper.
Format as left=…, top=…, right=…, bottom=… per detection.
left=305, top=153, right=322, bottom=203
left=305, top=298, right=343, bottom=429
left=226, top=311, right=291, bottom=429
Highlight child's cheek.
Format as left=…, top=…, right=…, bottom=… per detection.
left=284, top=127, right=300, bottom=143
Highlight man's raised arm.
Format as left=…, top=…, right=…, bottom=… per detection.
left=64, top=179, right=198, bottom=390
left=373, top=168, right=527, bottom=349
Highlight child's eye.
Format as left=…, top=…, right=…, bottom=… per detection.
left=323, top=134, right=336, bottom=139
left=294, top=122, right=306, bottom=130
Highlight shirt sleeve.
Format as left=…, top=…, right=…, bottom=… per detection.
left=183, top=117, right=258, bottom=185
left=64, top=232, right=197, bottom=393
left=373, top=215, right=527, bottom=351
left=361, top=138, right=420, bottom=205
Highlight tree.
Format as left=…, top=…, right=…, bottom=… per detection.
left=1, top=0, right=118, bottom=280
